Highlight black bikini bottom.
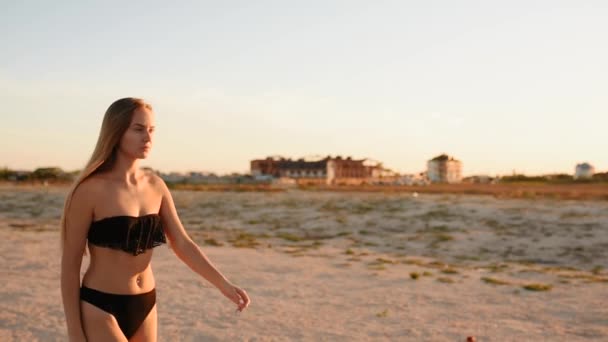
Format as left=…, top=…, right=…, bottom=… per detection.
left=80, top=286, right=156, bottom=339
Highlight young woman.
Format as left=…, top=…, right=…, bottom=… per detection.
left=60, top=98, right=250, bottom=341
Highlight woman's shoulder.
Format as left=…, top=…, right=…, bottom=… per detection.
left=143, top=169, right=168, bottom=192
left=73, top=175, right=106, bottom=199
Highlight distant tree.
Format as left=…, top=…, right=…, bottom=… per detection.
left=546, top=173, right=574, bottom=183
left=499, top=174, right=546, bottom=183
left=592, top=172, right=608, bottom=182
left=0, top=167, right=16, bottom=180
left=30, top=167, right=64, bottom=180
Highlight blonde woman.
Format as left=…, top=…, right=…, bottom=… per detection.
left=60, top=98, right=250, bottom=341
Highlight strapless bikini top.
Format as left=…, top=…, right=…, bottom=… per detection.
left=87, top=213, right=167, bottom=256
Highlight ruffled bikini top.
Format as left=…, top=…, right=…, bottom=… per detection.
left=87, top=213, right=167, bottom=256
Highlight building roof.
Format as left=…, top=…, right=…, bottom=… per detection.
left=430, top=154, right=459, bottom=162
left=577, top=162, right=593, bottom=169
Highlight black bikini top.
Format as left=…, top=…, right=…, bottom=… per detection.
left=87, top=213, right=167, bottom=256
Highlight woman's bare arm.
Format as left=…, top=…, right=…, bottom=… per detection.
left=156, top=177, right=250, bottom=311
left=60, top=182, right=94, bottom=341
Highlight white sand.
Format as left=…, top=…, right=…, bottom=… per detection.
left=0, top=185, right=607, bottom=341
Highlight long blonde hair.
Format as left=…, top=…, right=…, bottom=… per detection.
left=60, top=97, right=153, bottom=248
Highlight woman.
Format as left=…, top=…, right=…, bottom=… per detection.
left=60, top=98, right=250, bottom=341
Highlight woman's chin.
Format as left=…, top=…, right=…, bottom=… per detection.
left=137, top=151, right=150, bottom=159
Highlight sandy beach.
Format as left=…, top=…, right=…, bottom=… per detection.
left=0, top=184, right=607, bottom=341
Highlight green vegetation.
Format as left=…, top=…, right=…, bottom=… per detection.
left=591, top=266, right=604, bottom=275
left=203, top=238, right=224, bottom=246
left=276, top=232, right=304, bottom=242
left=228, top=232, right=261, bottom=248
left=481, top=277, right=511, bottom=285
left=441, top=268, right=459, bottom=274
left=0, top=167, right=77, bottom=182
left=376, top=309, right=389, bottom=318
left=499, top=173, right=608, bottom=184
left=522, top=283, right=552, bottom=291
left=437, top=277, right=455, bottom=283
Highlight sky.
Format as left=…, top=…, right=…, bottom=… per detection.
left=1, top=0, right=606, bottom=176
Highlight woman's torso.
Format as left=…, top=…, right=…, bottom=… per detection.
left=81, top=172, right=164, bottom=294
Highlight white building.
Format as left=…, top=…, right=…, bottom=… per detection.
left=426, top=154, right=462, bottom=183
left=397, top=172, right=429, bottom=186
left=574, top=163, right=595, bottom=179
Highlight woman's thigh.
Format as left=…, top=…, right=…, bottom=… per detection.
left=129, top=304, right=157, bottom=342
left=80, top=301, right=128, bottom=342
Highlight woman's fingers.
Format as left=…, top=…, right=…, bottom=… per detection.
left=235, top=287, right=250, bottom=311
left=221, top=282, right=250, bottom=312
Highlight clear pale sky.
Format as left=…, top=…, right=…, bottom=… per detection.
left=1, top=1, right=606, bottom=176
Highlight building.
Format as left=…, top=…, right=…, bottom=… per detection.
left=462, top=175, right=493, bottom=184
left=250, top=155, right=392, bottom=185
left=327, top=156, right=371, bottom=185
left=426, top=154, right=462, bottom=183
left=574, top=162, right=595, bottom=180
left=250, top=156, right=329, bottom=185
left=251, top=156, right=327, bottom=179
left=396, top=172, right=429, bottom=186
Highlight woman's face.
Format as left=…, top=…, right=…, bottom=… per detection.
left=118, top=106, right=155, bottom=159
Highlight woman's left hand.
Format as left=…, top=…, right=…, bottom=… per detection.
left=219, top=281, right=250, bottom=312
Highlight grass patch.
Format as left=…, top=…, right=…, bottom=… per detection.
left=434, top=233, right=454, bottom=242
left=428, top=233, right=454, bottom=248
left=522, top=283, right=552, bottom=291
left=427, top=224, right=452, bottom=233
left=454, top=255, right=481, bottom=262
left=320, top=201, right=342, bottom=213
left=368, top=258, right=395, bottom=270
left=481, top=277, right=511, bottom=285
left=368, top=264, right=387, bottom=271
left=418, top=208, right=453, bottom=221
left=351, top=203, right=374, bottom=215
left=485, top=263, right=509, bottom=273
left=483, top=218, right=504, bottom=229
left=376, top=309, right=389, bottom=318
left=229, top=232, right=260, bottom=248
left=437, top=277, right=455, bottom=283
left=441, top=268, right=459, bottom=274
left=335, top=215, right=348, bottom=225
left=375, top=257, right=396, bottom=264
left=410, top=272, right=420, bottom=280
left=557, top=273, right=608, bottom=283
left=246, top=219, right=263, bottom=225
left=366, top=219, right=378, bottom=227
left=276, top=232, right=304, bottom=242
left=591, top=265, right=604, bottom=275
left=203, top=238, right=224, bottom=246
left=402, top=258, right=426, bottom=266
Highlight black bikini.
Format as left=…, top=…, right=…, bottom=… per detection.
left=80, top=214, right=166, bottom=339
left=86, top=213, right=166, bottom=256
